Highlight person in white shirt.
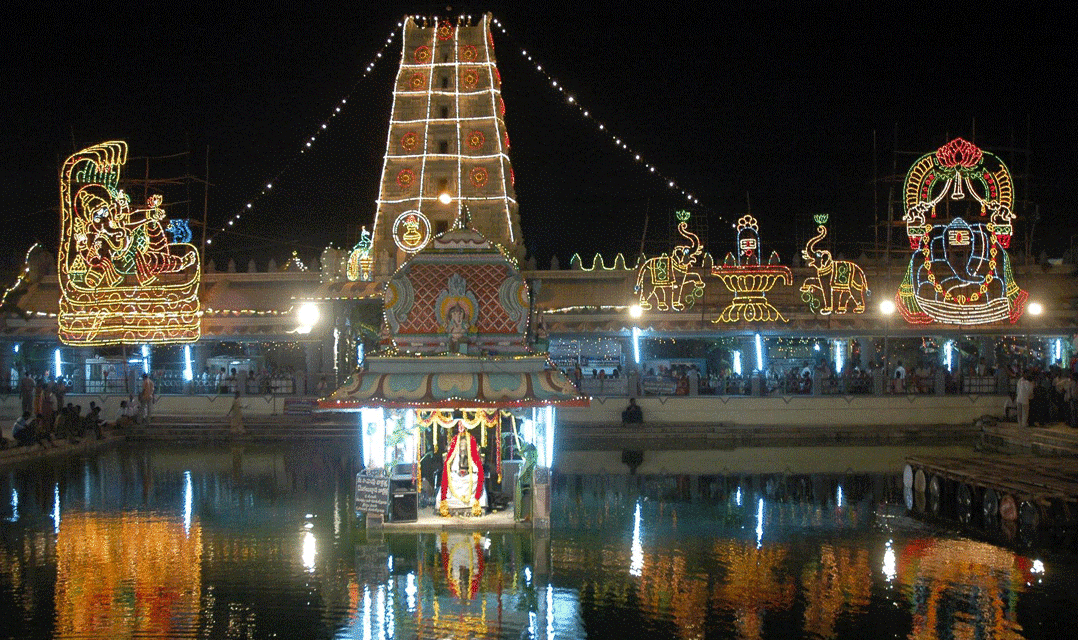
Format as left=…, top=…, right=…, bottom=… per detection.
left=1015, top=371, right=1035, bottom=428
left=891, top=361, right=907, bottom=393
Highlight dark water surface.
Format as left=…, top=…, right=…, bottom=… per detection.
left=1, top=442, right=1076, bottom=639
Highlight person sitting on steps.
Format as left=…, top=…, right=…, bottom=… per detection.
left=622, top=397, right=643, bottom=424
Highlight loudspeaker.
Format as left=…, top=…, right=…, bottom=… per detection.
left=391, top=492, right=418, bottom=522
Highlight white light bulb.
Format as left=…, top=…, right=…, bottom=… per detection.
left=246, top=203, right=252, bottom=208
left=669, top=181, right=675, bottom=187
left=266, top=183, right=272, bottom=189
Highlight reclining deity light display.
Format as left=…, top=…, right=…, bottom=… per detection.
left=712, top=215, right=791, bottom=322
left=634, top=210, right=706, bottom=311
left=800, top=214, right=869, bottom=315
left=896, top=138, right=1026, bottom=325
left=57, top=141, right=201, bottom=345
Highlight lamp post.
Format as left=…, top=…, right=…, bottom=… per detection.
left=880, top=300, right=896, bottom=392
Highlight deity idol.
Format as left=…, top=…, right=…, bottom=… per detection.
left=439, top=422, right=487, bottom=517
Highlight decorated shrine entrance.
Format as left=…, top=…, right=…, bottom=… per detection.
left=321, top=223, right=585, bottom=527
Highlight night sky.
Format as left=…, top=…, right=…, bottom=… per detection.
left=2, top=2, right=1074, bottom=276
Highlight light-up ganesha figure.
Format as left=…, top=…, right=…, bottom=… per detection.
left=897, top=138, right=1026, bottom=324
left=711, top=215, right=792, bottom=323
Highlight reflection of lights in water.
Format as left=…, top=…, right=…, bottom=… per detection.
left=736, top=486, right=742, bottom=507
left=334, top=486, right=341, bottom=538
left=883, top=540, right=896, bottom=582
left=630, top=500, right=644, bottom=576
left=8, top=489, right=17, bottom=522
left=387, top=555, right=393, bottom=572
left=481, top=536, right=491, bottom=550
left=546, top=584, right=554, bottom=640
left=362, top=586, right=370, bottom=640
left=53, top=483, right=60, bottom=534
left=302, top=531, right=316, bottom=572
left=1032, top=559, right=1045, bottom=574
left=529, top=612, right=537, bottom=639
left=524, top=566, right=532, bottom=586
left=756, top=498, right=764, bottom=548
left=183, top=470, right=192, bottom=535
left=304, top=522, right=314, bottom=530
left=405, top=572, right=417, bottom=612
left=836, top=485, right=844, bottom=508
left=379, top=584, right=390, bottom=639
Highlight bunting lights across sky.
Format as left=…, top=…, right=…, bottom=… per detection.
left=488, top=16, right=733, bottom=229
left=204, top=20, right=407, bottom=248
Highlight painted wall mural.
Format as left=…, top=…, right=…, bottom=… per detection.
left=897, top=138, right=1026, bottom=325
left=800, top=214, right=869, bottom=314
left=634, top=210, right=706, bottom=311
left=57, top=141, right=201, bottom=345
left=712, top=215, right=791, bottom=322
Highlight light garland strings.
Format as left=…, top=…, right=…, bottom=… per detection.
left=204, top=20, right=406, bottom=248
left=488, top=15, right=734, bottom=230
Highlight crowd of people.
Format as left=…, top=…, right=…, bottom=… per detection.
left=1011, top=363, right=1077, bottom=429
left=1, top=371, right=149, bottom=450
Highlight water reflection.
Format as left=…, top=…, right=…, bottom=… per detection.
left=0, top=446, right=1076, bottom=639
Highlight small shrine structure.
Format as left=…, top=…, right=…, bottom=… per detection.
left=320, top=223, right=585, bottom=527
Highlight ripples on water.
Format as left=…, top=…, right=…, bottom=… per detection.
left=0, top=443, right=1076, bottom=639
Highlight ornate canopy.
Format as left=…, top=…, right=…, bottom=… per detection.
left=319, top=226, right=586, bottom=410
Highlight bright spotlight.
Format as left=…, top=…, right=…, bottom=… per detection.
left=879, top=299, right=896, bottom=315
left=1028, top=301, right=1044, bottom=316
left=438, top=192, right=452, bottom=205
left=297, top=302, right=320, bottom=327
left=629, top=304, right=643, bottom=319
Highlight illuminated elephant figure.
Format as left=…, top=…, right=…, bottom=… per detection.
left=800, top=223, right=869, bottom=315
left=635, top=216, right=706, bottom=311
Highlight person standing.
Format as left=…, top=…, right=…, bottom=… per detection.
left=139, top=374, right=155, bottom=424
left=622, top=398, right=643, bottom=424
left=1015, top=371, right=1035, bottom=428
left=19, top=372, right=35, bottom=415
left=891, top=361, right=907, bottom=393
left=226, top=390, right=246, bottom=435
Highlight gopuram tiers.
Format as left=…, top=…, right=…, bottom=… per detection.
left=368, top=14, right=524, bottom=275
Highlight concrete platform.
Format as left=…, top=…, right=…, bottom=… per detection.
left=981, top=421, right=1078, bottom=456
left=366, top=506, right=531, bottom=531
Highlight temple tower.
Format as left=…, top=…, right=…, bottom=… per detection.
left=370, top=14, right=524, bottom=274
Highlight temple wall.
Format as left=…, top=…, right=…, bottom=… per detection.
left=558, top=394, right=1002, bottom=428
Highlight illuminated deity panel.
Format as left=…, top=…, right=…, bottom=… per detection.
left=800, top=214, right=869, bottom=314
left=897, top=138, right=1025, bottom=324
left=393, top=210, right=432, bottom=253
left=712, top=215, right=791, bottom=323
left=57, top=141, right=201, bottom=345
left=634, top=210, right=706, bottom=311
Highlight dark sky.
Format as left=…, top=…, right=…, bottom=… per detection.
left=2, top=2, right=1074, bottom=275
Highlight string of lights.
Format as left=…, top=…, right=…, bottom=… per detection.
left=1, top=242, right=42, bottom=307
left=204, top=19, right=407, bottom=249
left=488, top=15, right=734, bottom=229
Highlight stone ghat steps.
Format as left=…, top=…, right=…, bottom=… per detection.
left=124, top=415, right=359, bottom=440
left=559, top=422, right=982, bottom=450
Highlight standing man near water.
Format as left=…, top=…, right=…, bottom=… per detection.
left=139, top=373, right=155, bottom=424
